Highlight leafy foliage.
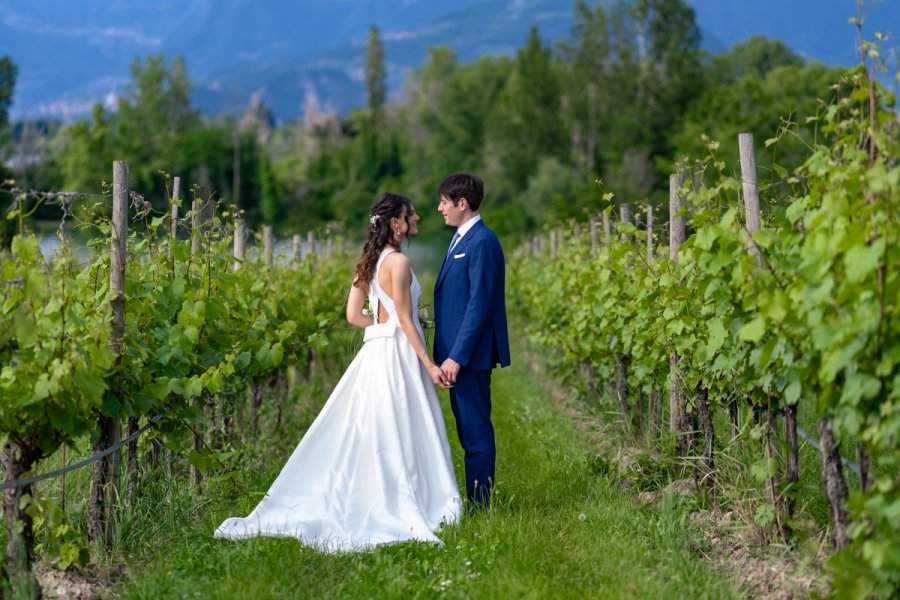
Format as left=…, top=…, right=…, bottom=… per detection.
left=509, top=65, right=899, bottom=596
left=1, top=193, right=352, bottom=576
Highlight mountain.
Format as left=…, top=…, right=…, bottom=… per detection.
left=183, top=0, right=575, bottom=118
left=2, top=0, right=897, bottom=122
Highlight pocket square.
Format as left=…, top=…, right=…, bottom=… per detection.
left=453, top=253, right=466, bottom=259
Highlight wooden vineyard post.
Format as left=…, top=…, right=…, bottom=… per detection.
left=602, top=211, right=611, bottom=248
left=618, top=204, right=631, bottom=243
left=614, top=205, right=631, bottom=432
left=304, top=230, right=318, bottom=379
left=190, top=199, right=201, bottom=260
left=89, top=161, right=127, bottom=545
left=233, top=215, right=245, bottom=271
left=167, top=176, right=180, bottom=262
left=288, top=232, right=302, bottom=391
left=668, top=174, right=691, bottom=457
left=738, top=133, right=763, bottom=266
left=263, top=226, right=274, bottom=268
left=740, top=132, right=790, bottom=525
left=293, top=233, right=302, bottom=263
left=648, top=203, right=661, bottom=440
left=189, top=199, right=203, bottom=486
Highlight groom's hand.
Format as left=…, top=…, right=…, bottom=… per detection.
left=440, top=359, right=461, bottom=384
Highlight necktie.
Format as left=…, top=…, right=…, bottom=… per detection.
left=447, top=231, right=460, bottom=256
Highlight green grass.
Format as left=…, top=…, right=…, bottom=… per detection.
left=112, top=337, right=737, bottom=599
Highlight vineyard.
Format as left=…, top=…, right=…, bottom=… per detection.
left=1, top=30, right=899, bottom=600
left=509, top=65, right=899, bottom=597
left=2, top=169, right=353, bottom=597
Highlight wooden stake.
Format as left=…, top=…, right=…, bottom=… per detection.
left=739, top=132, right=763, bottom=265
left=264, top=226, right=274, bottom=268
left=233, top=216, right=245, bottom=271
left=168, top=176, right=180, bottom=261
left=668, top=174, right=689, bottom=455
left=293, top=233, right=302, bottom=263
left=89, top=161, right=127, bottom=545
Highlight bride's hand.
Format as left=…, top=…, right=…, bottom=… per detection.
left=429, top=364, right=452, bottom=389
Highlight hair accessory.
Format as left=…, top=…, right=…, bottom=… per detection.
left=370, top=215, right=380, bottom=225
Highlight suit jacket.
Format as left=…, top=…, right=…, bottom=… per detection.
left=434, top=220, right=511, bottom=370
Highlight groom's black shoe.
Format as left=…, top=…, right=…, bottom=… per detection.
left=465, top=477, right=492, bottom=515
left=465, top=501, right=490, bottom=516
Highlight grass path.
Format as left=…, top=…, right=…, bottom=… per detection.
left=119, top=338, right=739, bottom=599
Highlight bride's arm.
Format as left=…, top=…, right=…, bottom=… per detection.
left=346, top=280, right=374, bottom=329
left=387, top=256, right=451, bottom=389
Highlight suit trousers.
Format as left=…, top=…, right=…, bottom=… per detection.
left=448, top=369, right=494, bottom=507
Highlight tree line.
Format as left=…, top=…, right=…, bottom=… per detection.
left=1, top=0, right=844, bottom=245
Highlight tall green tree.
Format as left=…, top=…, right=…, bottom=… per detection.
left=58, top=55, right=199, bottom=203
left=560, top=1, right=611, bottom=175
left=402, top=48, right=510, bottom=222
left=672, top=38, right=842, bottom=187
left=0, top=55, right=17, bottom=250
left=485, top=26, right=567, bottom=223
left=554, top=0, right=700, bottom=201
left=365, top=25, right=387, bottom=123
left=115, top=55, right=197, bottom=197
left=0, top=56, right=15, bottom=131
left=708, top=35, right=804, bottom=83
left=58, top=104, right=115, bottom=193
left=259, top=151, right=279, bottom=225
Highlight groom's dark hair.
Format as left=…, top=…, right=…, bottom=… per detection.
left=438, top=173, right=484, bottom=211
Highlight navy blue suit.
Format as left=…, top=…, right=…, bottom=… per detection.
left=434, top=219, right=510, bottom=506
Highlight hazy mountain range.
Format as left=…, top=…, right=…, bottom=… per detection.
left=2, top=0, right=897, bottom=123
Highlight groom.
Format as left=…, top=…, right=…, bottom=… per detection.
left=433, top=173, right=510, bottom=509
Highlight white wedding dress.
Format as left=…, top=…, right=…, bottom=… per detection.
left=215, top=249, right=462, bottom=552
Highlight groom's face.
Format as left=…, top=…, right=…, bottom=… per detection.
left=438, top=195, right=465, bottom=228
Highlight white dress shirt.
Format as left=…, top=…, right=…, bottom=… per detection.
left=448, top=215, right=482, bottom=254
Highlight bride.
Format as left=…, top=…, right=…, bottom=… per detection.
left=215, top=192, right=462, bottom=552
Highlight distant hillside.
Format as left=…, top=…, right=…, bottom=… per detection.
left=187, top=0, right=574, bottom=119
left=2, top=0, right=897, bottom=122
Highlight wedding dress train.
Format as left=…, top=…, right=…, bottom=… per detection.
left=215, top=249, right=462, bottom=552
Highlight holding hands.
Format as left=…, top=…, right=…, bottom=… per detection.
left=425, top=358, right=460, bottom=389
left=428, top=362, right=453, bottom=389
left=440, top=358, right=460, bottom=386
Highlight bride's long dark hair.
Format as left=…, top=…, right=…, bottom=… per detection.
left=354, top=192, right=413, bottom=291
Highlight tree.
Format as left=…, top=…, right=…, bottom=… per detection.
left=259, top=151, right=279, bottom=225
left=58, top=104, right=115, bottom=193
left=709, top=35, right=804, bottom=83
left=560, top=0, right=702, bottom=201
left=0, top=56, right=15, bottom=131
left=671, top=38, right=842, bottom=185
left=115, top=55, right=198, bottom=199
left=560, top=1, right=611, bottom=174
left=402, top=48, right=510, bottom=227
left=0, top=56, right=18, bottom=250
left=485, top=27, right=567, bottom=214
left=365, top=25, right=387, bottom=121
